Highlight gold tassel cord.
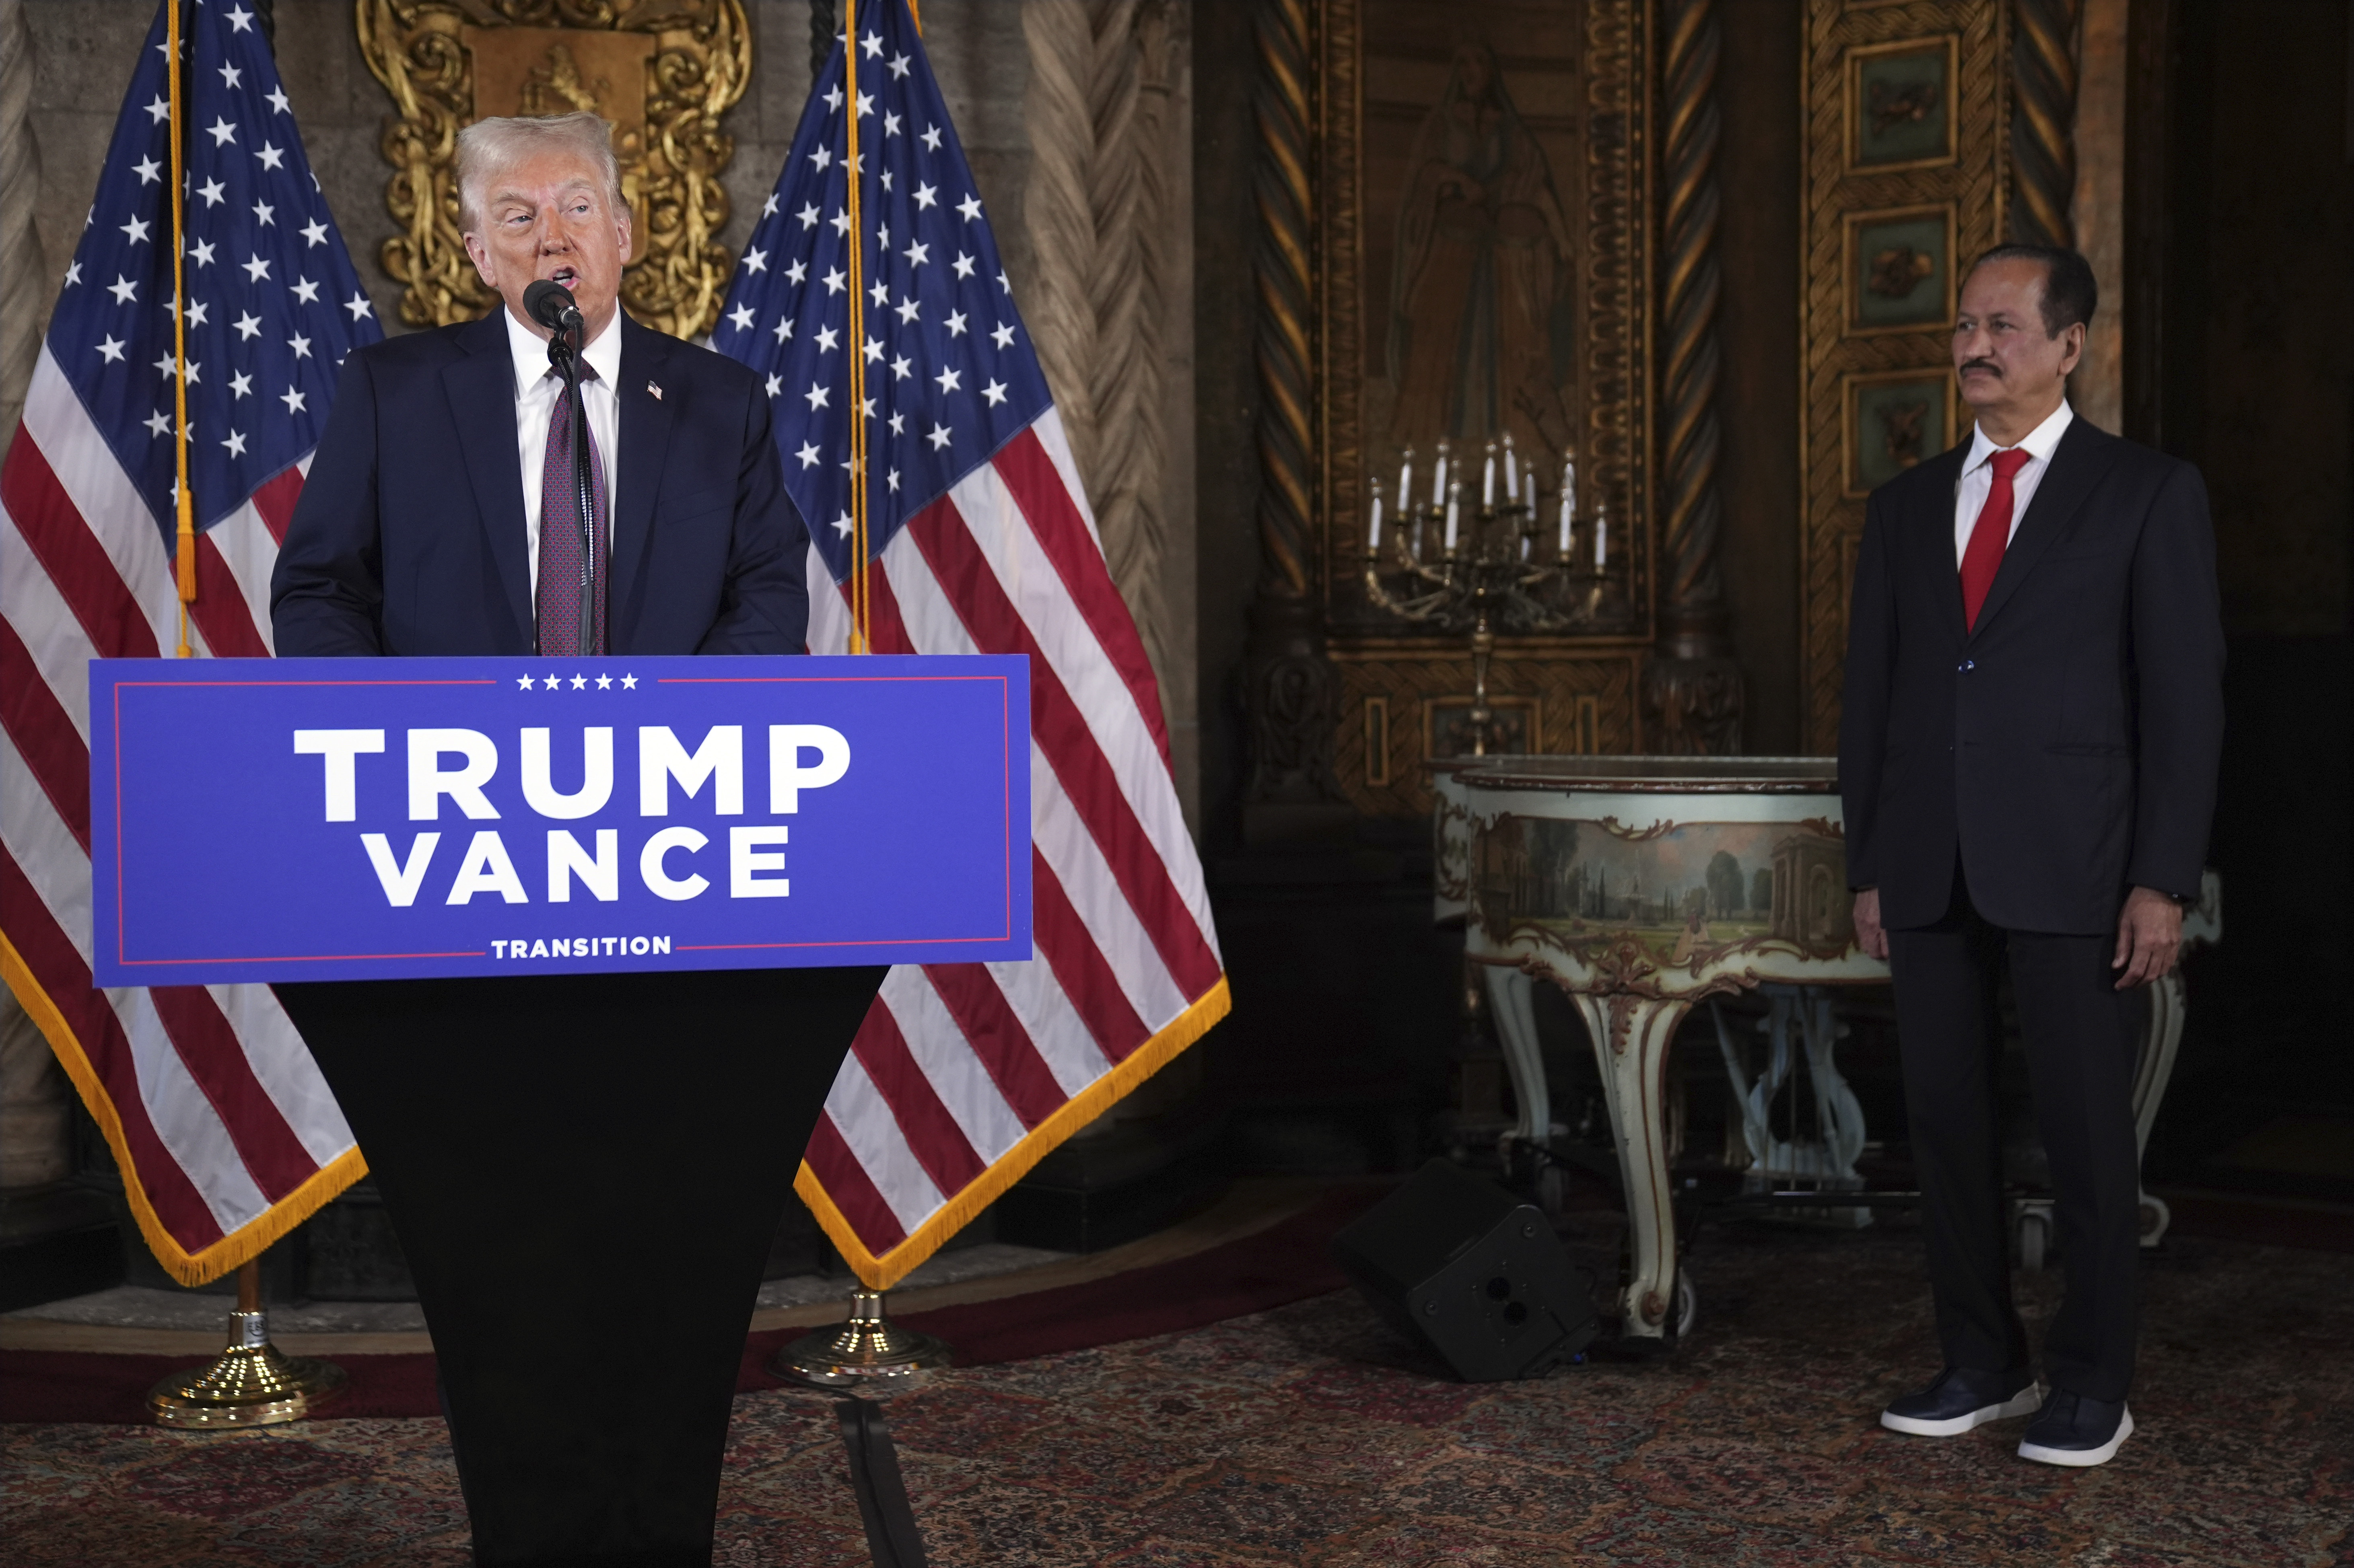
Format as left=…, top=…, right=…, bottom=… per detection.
left=843, top=4, right=870, bottom=654
left=166, top=0, right=195, bottom=658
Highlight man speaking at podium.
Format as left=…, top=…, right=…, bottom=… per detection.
left=271, top=113, right=883, bottom=1566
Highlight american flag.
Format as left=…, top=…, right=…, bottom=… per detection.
left=0, top=0, right=379, bottom=1283
left=719, top=0, right=1227, bottom=1287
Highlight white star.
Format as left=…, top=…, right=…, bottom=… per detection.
left=890, top=352, right=914, bottom=382
left=207, top=117, right=237, bottom=148
left=762, top=193, right=778, bottom=218
left=266, top=85, right=290, bottom=115
left=997, top=269, right=1010, bottom=292
left=198, top=178, right=226, bottom=208
left=859, top=395, right=875, bottom=420
left=945, top=309, right=968, bottom=337
left=863, top=336, right=884, bottom=363
left=621, top=674, right=638, bottom=689
left=132, top=155, right=161, bottom=185
left=183, top=360, right=201, bottom=385
left=894, top=296, right=921, bottom=325
left=96, top=336, right=126, bottom=364
left=188, top=239, right=216, bottom=268
left=883, top=111, right=902, bottom=138
left=288, top=332, right=312, bottom=359
left=742, top=246, right=768, bottom=275
left=772, top=316, right=793, bottom=343
left=570, top=675, right=588, bottom=690
left=183, top=299, right=209, bottom=327
left=120, top=215, right=150, bottom=245
left=234, top=311, right=261, bottom=340
left=822, top=266, right=846, bottom=295
left=953, top=251, right=976, bottom=280
left=64, top=261, right=81, bottom=286
left=804, top=381, right=830, bottom=410
left=815, top=324, right=840, bottom=352
left=982, top=379, right=1008, bottom=407
left=343, top=291, right=374, bottom=322
left=764, top=372, right=783, bottom=398
left=219, top=61, right=244, bottom=88
left=913, top=182, right=937, bottom=211
left=518, top=675, right=535, bottom=690
left=226, top=4, right=254, bottom=31
left=108, top=275, right=138, bottom=305
left=727, top=302, right=756, bottom=331
left=823, top=83, right=844, bottom=112
left=922, top=124, right=943, bottom=151
left=144, top=409, right=172, bottom=437
left=830, top=208, right=851, bottom=236
left=927, top=421, right=953, bottom=451
left=280, top=387, right=307, bottom=414
left=222, top=429, right=247, bottom=457
left=145, top=95, right=171, bottom=126
left=243, top=253, right=272, bottom=283
left=879, top=170, right=894, bottom=193
left=831, top=511, right=854, bottom=537
left=854, top=91, right=873, bottom=118
left=935, top=366, right=962, bottom=394
left=809, top=144, right=833, bottom=172
left=869, top=278, right=890, bottom=307
left=786, top=258, right=808, bottom=285
left=797, top=202, right=820, bottom=229
left=887, top=468, right=900, bottom=492
left=889, top=51, right=912, bottom=78
left=795, top=441, right=822, bottom=469
left=904, top=241, right=929, bottom=268
left=888, top=411, right=905, bottom=436
left=596, top=674, right=612, bottom=689
left=861, top=29, right=882, bottom=56
left=300, top=218, right=328, bottom=248
left=255, top=142, right=285, bottom=171
left=291, top=277, right=321, bottom=304
left=230, top=370, right=253, bottom=398
left=252, top=200, right=274, bottom=227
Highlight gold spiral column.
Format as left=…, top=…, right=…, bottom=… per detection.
left=2007, top=0, right=2079, bottom=247
left=1643, top=0, right=1742, bottom=755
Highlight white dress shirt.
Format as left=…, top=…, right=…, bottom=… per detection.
left=1952, top=399, right=2073, bottom=566
left=505, top=306, right=621, bottom=591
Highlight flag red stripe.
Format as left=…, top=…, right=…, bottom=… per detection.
left=1028, top=846, right=1150, bottom=1061
left=805, top=1110, right=907, bottom=1251
left=849, top=1002, right=989, bottom=1197
left=188, top=533, right=269, bottom=658
left=909, top=498, right=1222, bottom=998
left=919, top=963, right=1067, bottom=1130
left=991, top=430, right=1172, bottom=768
left=835, top=560, right=916, bottom=655
left=250, top=466, right=303, bottom=546
left=0, top=434, right=161, bottom=661
left=0, top=844, right=225, bottom=1249
left=0, top=616, right=93, bottom=852
left=143, top=986, right=317, bottom=1204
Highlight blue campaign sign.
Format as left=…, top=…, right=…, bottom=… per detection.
left=88, top=655, right=1031, bottom=985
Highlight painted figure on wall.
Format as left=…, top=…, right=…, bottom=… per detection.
left=1385, top=41, right=1576, bottom=463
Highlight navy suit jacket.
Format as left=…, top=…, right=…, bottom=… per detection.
left=1838, top=418, right=2225, bottom=935
left=271, top=311, right=807, bottom=657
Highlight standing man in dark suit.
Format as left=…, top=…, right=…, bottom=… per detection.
left=271, top=113, right=881, bottom=1566
left=1840, top=245, right=2224, bottom=1467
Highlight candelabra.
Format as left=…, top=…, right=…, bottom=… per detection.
left=1364, top=433, right=1625, bottom=756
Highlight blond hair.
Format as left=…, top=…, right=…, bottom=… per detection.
left=455, top=112, right=624, bottom=234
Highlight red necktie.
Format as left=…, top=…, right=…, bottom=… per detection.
left=1959, top=446, right=2031, bottom=631
left=536, top=364, right=610, bottom=656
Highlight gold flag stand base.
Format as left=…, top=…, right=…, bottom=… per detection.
left=771, top=1288, right=949, bottom=1389
left=148, top=1260, right=346, bottom=1429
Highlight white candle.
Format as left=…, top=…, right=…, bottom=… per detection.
left=1368, top=478, right=1385, bottom=552
left=1481, top=440, right=1497, bottom=507
left=1502, top=432, right=1519, bottom=504
left=1524, top=471, right=1537, bottom=518
left=1594, top=505, right=1608, bottom=570
left=1444, top=482, right=1460, bottom=551
left=1430, top=441, right=1450, bottom=510
left=1558, top=457, right=1574, bottom=553
left=1396, top=450, right=1413, bottom=528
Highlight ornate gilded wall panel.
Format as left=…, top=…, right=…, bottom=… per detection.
left=1307, top=0, right=1657, bottom=816
left=356, top=0, right=750, bottom=339
left=1798, top=0, right=2006, bottom=752
left=1334, top=649, right=1640, bottom=817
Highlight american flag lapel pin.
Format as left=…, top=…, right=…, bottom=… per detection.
left=647, top=380, right=662, bottom=401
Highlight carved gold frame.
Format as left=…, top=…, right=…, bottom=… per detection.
left=355, top=0, right=750, bottom=339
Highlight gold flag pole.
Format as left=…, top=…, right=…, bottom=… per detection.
left=146, top=0, right=343, bottom=1427
left=773, top=0, right=948, bottom=1389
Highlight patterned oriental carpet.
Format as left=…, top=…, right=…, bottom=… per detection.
left=4, top=1214, right=2350, bottom=1566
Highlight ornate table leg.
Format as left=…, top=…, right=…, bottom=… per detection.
left=1483, top=965, right=1552, bottom=1148
left=1566, top=992, right=1691, bottom=1339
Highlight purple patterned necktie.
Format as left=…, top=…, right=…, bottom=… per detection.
left=536, top=362, right=610, bottom=656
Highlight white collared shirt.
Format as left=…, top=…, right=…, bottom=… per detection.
left=505, top=306, right=621, bottom=590
left=1952, top=399, right=2073, bottom=566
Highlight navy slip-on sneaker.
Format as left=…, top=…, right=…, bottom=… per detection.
left=2018, top=1388, right=2134, bottom=1467
left=1879, top=1366, right=2042, bottom=1437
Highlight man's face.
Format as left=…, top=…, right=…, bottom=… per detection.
left=1952, top=257, right=2082, bottom=420
left=463, top=147, right=632, bottom=343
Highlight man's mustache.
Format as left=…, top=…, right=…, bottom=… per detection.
left=1959, top=359, right=2001, bottom=377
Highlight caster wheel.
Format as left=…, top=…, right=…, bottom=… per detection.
left=1671, top=1272, right=1697, bottom=1340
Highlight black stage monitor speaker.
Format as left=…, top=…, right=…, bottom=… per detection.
left=1331, top=1158, right=1597, bottom=1382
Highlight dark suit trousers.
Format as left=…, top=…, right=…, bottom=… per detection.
left=1885, top=872, right=2144, bottom=1403
left=277, top=966, right=884, bottom=1568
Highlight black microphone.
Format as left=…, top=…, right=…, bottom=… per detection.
left=523, top=278, right=583, bottom=335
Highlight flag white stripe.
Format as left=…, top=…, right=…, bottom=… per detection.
left=204, top=502, right=280, bottom=653
left=878, top=965, right=1029, bottom=1163
left=0, top=498, right=100, bottom=743
left=206, top=982, right=354, bottom=1165
left=1025, top=735, right=1188, bottom=1025
left=983, top=953, right=1114, bottom=1099
left=23, top=353, right=185, bottom=649
left=821, top=1048, right=946, bottom=1231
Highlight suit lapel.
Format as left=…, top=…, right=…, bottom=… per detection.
left=1906, top=444, right=1970, bottom=648
left=441, top=313, right=533, bottom=644
left=1967, top=419, right=2118, bottom=640
left=612, top=317, right=676, bottom=643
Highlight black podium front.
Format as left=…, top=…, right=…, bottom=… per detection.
left=278, top=965, right=884, bottom=1568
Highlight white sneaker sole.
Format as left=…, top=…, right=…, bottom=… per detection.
left=1880, top=1382, right=2043, bottom=1437
left=2019, top=1405, right=2134, bottom=1467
